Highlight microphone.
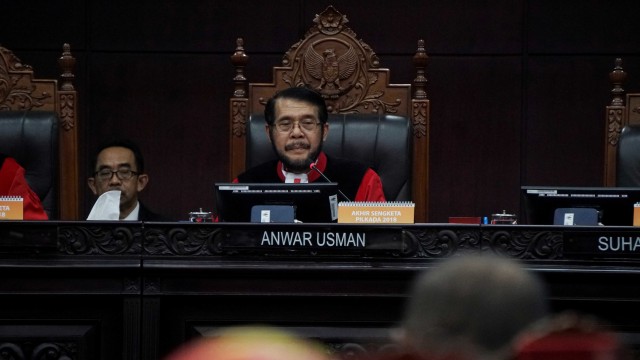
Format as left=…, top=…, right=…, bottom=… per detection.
left=309, top=161, right=352, bottom=202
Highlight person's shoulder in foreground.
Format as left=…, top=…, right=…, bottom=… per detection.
left=235, top=86, right=385, bottom=202
left=164, top=325, right=330, bottom=360
left=513, top=311, right=628, bottom=360
left=0, top=153, right=48, bottom=220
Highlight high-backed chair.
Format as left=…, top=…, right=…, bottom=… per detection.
left=229, top=5, right=430, bottom=222
left=0, top=44, right=80, bottom=220
left=602, top=58, right=640, bottom=187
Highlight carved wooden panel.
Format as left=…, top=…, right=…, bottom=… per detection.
left=247, top=6, right=411, bottom=117
left=0, top=324, right=96, bottom=359
left=141, top=223, right=562, bottom=260
left=0, top=47, right=57, bottom=112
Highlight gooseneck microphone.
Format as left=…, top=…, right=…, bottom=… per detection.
left=309, top=162, right=352, bottom=202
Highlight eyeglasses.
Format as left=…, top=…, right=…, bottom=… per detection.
left=273, top=119, right=321, bottom=133
left=93, top=168, right=139, bottom=182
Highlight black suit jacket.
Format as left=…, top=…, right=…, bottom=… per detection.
left=138, top=202, right=170, bottom=221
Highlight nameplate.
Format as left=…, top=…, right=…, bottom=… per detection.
left=564, top=231, right=640, bottom=258
left=217, top=225, right=407, bottom=255
left=0, top=196, right=23, bottom=220
left=338, top=202, right=415, bottom=224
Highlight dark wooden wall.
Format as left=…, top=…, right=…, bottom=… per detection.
left=4, top=0, right=640, bottom=222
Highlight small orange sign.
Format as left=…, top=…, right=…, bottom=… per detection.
left=0, top=196, right=24, bottom=220
left=338, top=201, right=415, bottom=224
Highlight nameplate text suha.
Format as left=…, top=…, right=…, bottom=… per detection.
left=564, top=231, right=640, bottom=258
left=0, top=196, right=23, bottom=220
left=338, top=201, right=415, bottom=224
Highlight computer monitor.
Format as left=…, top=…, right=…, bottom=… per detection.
left=214, top=182, right=339, bottom=223
left=521, top=186, right=640, bottom=226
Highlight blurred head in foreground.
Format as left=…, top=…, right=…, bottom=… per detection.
left=164, top=325, right=331, bottom=360
left=398, top=253, right=549, bottom=360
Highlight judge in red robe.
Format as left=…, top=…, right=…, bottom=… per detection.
left=235, top=151, right=385, bottom=202
left=0, top=154, right=48, bottom=220
left=234, top=87, right=386, bottom=203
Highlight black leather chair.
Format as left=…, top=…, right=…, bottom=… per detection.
left=616, top=125, right=640, bottom=186
left=247, top=113, right=412, bottom=201
left=0, top=111, right=59, bottom=218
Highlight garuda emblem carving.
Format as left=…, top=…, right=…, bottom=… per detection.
left=304, top=45, right=358, bottom=95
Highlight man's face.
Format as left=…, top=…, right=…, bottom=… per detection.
left=266, top=98, right=329, bottom=173
left=87, top=146, right=148, bottom=214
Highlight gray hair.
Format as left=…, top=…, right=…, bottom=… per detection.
left=401, top=253, right=549, bottom=360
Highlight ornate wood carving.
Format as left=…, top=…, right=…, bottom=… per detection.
left=230, top=99, right=248, bottom=138
left=58, top=224, right=142, bottom=255
left=0, top=341, right=78, bottom=359
left=607, top=107, right=624, bottom=147
left=139, top=224, right=562, bottom=260
left=57, top=43, right=76, bottom=133
left=604, top=59, right=628, bottom=186
left=0, top=46, right=53, bottom=111
left=0, top=324, right=96, bottom=359
left=144, top=225, right=224, bottom=256
left=413, top=39, right=428, bottom=100
left=229, top=6, right=430, bottom=221
left=412, top=101, right=429, bottom=139
left=481, top=228, right=563, bottom=259
left=276, top=6, right=408, bottom=115
left=602, top=59, right=640, bottom=187
left=609, top=58, right=626, bottom=107
left=0, top=44, right=80, bottom=220
left=230, top=38, right=248, bottom=98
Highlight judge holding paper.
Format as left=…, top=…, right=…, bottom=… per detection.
left=87, top=139, right=167, bottom=221
left=234, top=86, right=385, bottom=202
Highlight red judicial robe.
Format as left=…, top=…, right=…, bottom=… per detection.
left=0, top=156, right=48, bottom=220
left=235, top=152, right=386, bottom=202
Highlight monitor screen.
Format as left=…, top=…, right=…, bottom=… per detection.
left=521, top=186, right=640, bottom=226
left=215, top=182, right=339, bottom=223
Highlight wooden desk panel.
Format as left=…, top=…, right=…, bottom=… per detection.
left=1, top=221, right=639, bottom=359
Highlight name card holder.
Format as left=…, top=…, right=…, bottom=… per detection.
left=0, top=196, right=24, bottom=220
left=338, top=201, right=415, bottom=224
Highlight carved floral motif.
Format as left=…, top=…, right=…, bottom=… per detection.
left=482, top=229, right=563, bottom=259
left=231, top=99, right=247, bottom=137
left=413, top=101, right=429, bottom=138
left=313, top=5, right=348, bottom=36
left=406, top=227, right=562, bottom=259
left=0, top=46, right=52, bottom=111
left=144, top=226, right=224, bottom=256
left=608, top=108, right=623, bottom=146
left=409, top=228, right=481, bottom=257
left=280, top=6, right=400, bottom=114
left=58, top=225, right=142, bottom=255
left=0, top=341, right=77, bottom=359
left=59, top=93, right=75, bottom=131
